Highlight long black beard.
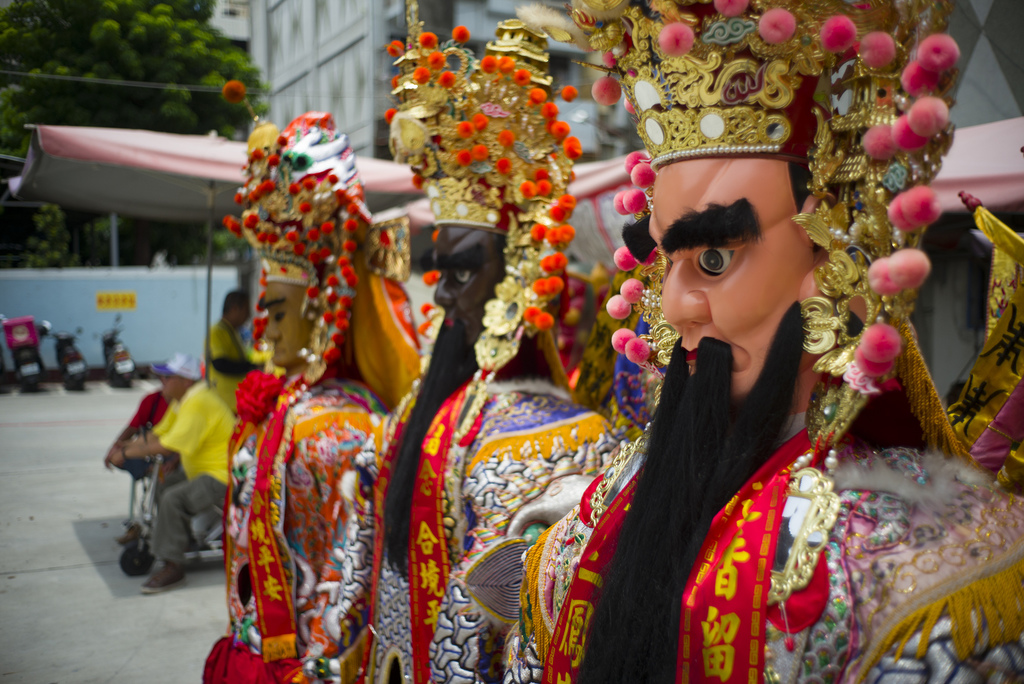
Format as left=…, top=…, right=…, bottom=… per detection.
left=579, top=303, right=805, bottom=683
left=383, top=319, right=479, bottom=576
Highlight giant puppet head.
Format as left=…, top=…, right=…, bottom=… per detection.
left=524, top=0, right=966, bottom=455
left=224, top=112, right=419, bottom=406
left=387, top=10, right=584, bottom=386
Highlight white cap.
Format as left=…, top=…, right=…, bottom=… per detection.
left=151, top=352, right=202, bottom=381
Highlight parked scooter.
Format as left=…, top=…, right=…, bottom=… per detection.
left=102, top=314, right=135, bottom=388
left=2, top=315, right=49, bottom=392
left=54, top=327, right=87, bottom=391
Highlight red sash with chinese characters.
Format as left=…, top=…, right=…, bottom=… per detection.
left=542, top=476, right=638, bottom=683
left=248, top=396, right=298, bottom=662
left=676, top=430, right=810, bottom=684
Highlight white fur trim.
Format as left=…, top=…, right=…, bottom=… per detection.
left=516, top=4, right=590, bottom=49
left=486, top=377, right=570, bottom=401
left=832, top=449, right=994, bottom=508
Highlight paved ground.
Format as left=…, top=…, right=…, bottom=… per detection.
left=0, top=381, right=226, bottom=683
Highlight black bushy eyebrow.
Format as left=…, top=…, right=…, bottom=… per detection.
left=261, top=296, right=286, bottom=309
left=622, top=215, right=656, bottom=262
left=436, top=244, right=485, bottom=270
left=661, top=198, right=761, bottom=254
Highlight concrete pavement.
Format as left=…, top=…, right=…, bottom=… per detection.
left=0, top=381, right=227, bottom=683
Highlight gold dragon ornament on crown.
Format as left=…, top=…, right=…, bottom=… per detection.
left=221, top=90, right=411, bottom=386
left=386, top=6, right=587, bottom=384
left=519, top=0, right=961, bottom=454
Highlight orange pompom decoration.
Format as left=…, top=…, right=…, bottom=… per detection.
left=267, top=154, right=280, bottom=166
left=343, top=219, right=358, bottom=232
left=345, top=272, right=359, bottom=287
left=423, top=270, right=440, bottom=286
left=242, top=214, right=258, bottom=230
left=541, top=102, right=559, bottom=119
left=420, top=302, right=435, bottom=316
left=497, top=130, right=516, bottom=148
left=276, top=135, right=289, bottom=147
left=327, top=274, right=340, bottom=287
left=302, top=177, right=316, bottom=190
left=496, top=157, right=512, bottom=174
left=531, top=224, right=547, bottom=242
left=385, top=108, right=397, bottom=124
left=558, top=195, right=577, bottom=210
left=563, top=137, right=583, bottom=160
left=293, top=243, right=306, bottom=256
left=471, top=144, right=489, bottom=161
left=323, top=345, right=342, bottom=365
left=417, top=321, right=432, bottom=336
left=309, top=249, right=322, bottom=265
left=456, top=150, right=473, bottom=166
left=343, top=239, right=357, bottom=252
left=559, top=224, right=575, bottom=242
left=339, top=296, right=353, bottom=308
left=534, top=312, right=555, bottom=330
left=307, top=286, right=320, bottom=299
left=537, top=180, right=552, bottom=196
left=331, top=332, right=344, bottom=346
left=431, top=228, right=439, bottom=242
left=457, top=121, right=474, bottom=138
left=427, top=51, right=446, bottom=70
left=413, top=67, right=431, bottom=84
left=251, top=148, right=265, bottom=161
left=298, top=201, right=312, bottom=213
left=529, top=87, right=547, bottom=104
left=327, top=292, right=339, bottom=305
left=541, top=252, right=568, bottom=273
left=327, top=173, right=339, bottom=184
left=222, top=80, right=246, bottom=104
left=452, top=25, right=470, bottom=43
left=321, top=221, right=335, bottom=234
left=524, top=306, right=542, bottom=324
left=514, top=69, right=532, bottom=86
left=438, top=71, right=456, bottom=88
left=386, top=40, right=405, bottom=57
left=498, top=56, right=516, bottom=74
left=520, top=181, right=538, bottom=199
left=323, top=311, right=336, bottom=324
left=532, top=280, right=550, bottom=296
left=561, top=85, right=578, bottom=102
left=412, top=174, right=424, bottom=189
left=285, top=229, right=299, bottom=242
left=258, top=180, right=276, bottom=194
left=534, top=169, right=550, bottom=181
left=391, top=75, right=399, bottom=89
left=307, top=228, right=320, bottom=241
left=547, top=276, right=565, bottom=295
left=234, top=192, right=243, bottom=204
left=335, top=318, right=350, bottom=332
left=347, top=202, right=360, bottom=216
left=288, top=182, right=301, bottom=195
left=550, top=121, right=571, bottom=140
left=472, top=113, right=489, bottom=131
left=550, top=205, right=566, bottom=222
left=419, top=32, right=438, bottom=49
left=481, top=55, right=498, bottom=73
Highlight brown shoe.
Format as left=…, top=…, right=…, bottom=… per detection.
left=115, top=523, right=140, bottom=545
left=141, top=561, right=186, bottom=594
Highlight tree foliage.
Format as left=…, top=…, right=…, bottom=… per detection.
left=24, top=203, right=79, bottom=267
left=0, top=0, right=263, bottom=156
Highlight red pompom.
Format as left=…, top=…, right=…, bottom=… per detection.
left=624, top=337, right=651, bottom=365
left=917, top=33, right=960, bottom=73
left=630, top=162, right=656, bottom=189
left=861, top=323, right=902, bottom=363
left=592, top=77, right=622, bottom=106
left=619, top=278, right=644, bottom=304
left=891, top=115, right=929, bottom=151
left=605, top=294, right=632, bottom=320
left=624, top=151, right=649, bottom=174
left=658, top=23, right=695, bottom=57
left=614, top=245, right=638, bottom=271
left=901, top=61, right=940, bottom=97
left=855, top=346, right=894, bottom=378
left=907, top=96, right=949, bottom=138
left=820, top=15, right=857, bottom=54
left=899, top=185, right=942, bottom=228
left=863, top=125, right=898, bottom=160
left=860, top=31, right=896, bottom=68
left=759, top=8, right=796, bottom=44
left=868, top=257, right=901, bottom=296
left=611, top=328, right=636, bottom=354
left=713, top=0, right=748, bottom=17
left=621, top=188, right=648, bottom=214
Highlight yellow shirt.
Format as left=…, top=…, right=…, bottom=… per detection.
left=207, top=319, right=248, bottom=412
left=157, top=383, right=232, bottom=484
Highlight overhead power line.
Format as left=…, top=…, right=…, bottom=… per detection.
left=0, top=68, right=265, bottom=95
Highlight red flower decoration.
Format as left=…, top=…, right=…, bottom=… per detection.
left=236, top=371, right=285, bottom=426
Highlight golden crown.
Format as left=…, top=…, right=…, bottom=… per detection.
left=526, top=0, right=962, bottom=451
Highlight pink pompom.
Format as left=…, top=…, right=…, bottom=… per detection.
left=868, top=257, right=902, bottom=296
left=605, top=294, right=632, bottom=320
left=901, top=61, right=940, bottom=97
left=613, top=191, right=629, bottom=216
left=887, top=194, right=915, bottom=232
left=624, top=337, right=651, bottom=365
left=888, top=248, right=932, bottom=290
left=641, top=249, right=657, bottom=266
left=611, top=328, right=636, bottom=354
left=860, top=323, right=902, bottom=364
left=820, top=15, right=857, bottom=54
left=602, top=51, right=617, bottom=68
left=630, top=162, right=656, bottom=189
left=624, top=151, right=648, bottom=174
left=862, top=125, right=897, bottom=160
left=907, top=96, right=949, bottom=137
left=899, top=185, right=941, bottom=228
left=624, top=98, right=635, bottom=114
left=891, top=115, right=928, bottom=151
left=658, top=23, right=695, bottom=57
left=622, top=188, right=648, bottom=215
left=592, top=76, right=622, bottom=106
left=855, top=346, right=894, bottom=378
left=713, top=0, right=748, bottom=17
left=860, top=31, right=896, bottom=68
left=620, top=278, right=644, bottom=304
left=759, top=8, right=796, bottom=44
left=613, top=245, right=638, bottom=271
left=917, top=33, right=959, bottom=73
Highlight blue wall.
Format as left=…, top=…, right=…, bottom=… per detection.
left=0, top=266, right=240, bottom=369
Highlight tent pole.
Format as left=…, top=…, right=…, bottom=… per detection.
left=205, top=181, right=214, bottom=385
left=110, top=212, right=119, bottom=268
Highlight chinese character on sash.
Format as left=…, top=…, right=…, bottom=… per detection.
left=419, top=559, right=445, bottom=598
left=701, top=606, right=740, bottom=681
left=264, top=575, right=284, bottom=601
left=416, top=521, right=440, bottom=555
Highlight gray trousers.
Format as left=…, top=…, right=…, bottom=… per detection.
left=151, top=473, right=226, bottom=566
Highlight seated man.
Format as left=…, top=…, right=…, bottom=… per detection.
left=206, top=289, right=258, bottom=413
left=108, top=352, right=233, bottom=594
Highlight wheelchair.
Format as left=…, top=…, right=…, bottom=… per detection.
left=118, top=455, right=225, bottom=576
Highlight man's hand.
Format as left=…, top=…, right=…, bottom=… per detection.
left=106, top=446, right=126, bottom=469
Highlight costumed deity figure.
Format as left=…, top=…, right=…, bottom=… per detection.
left=505, top=1, right=1024, bottom=682
left=343, top=14, right=619, bottom=684
left=204, top=111, right=420, bottom=683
